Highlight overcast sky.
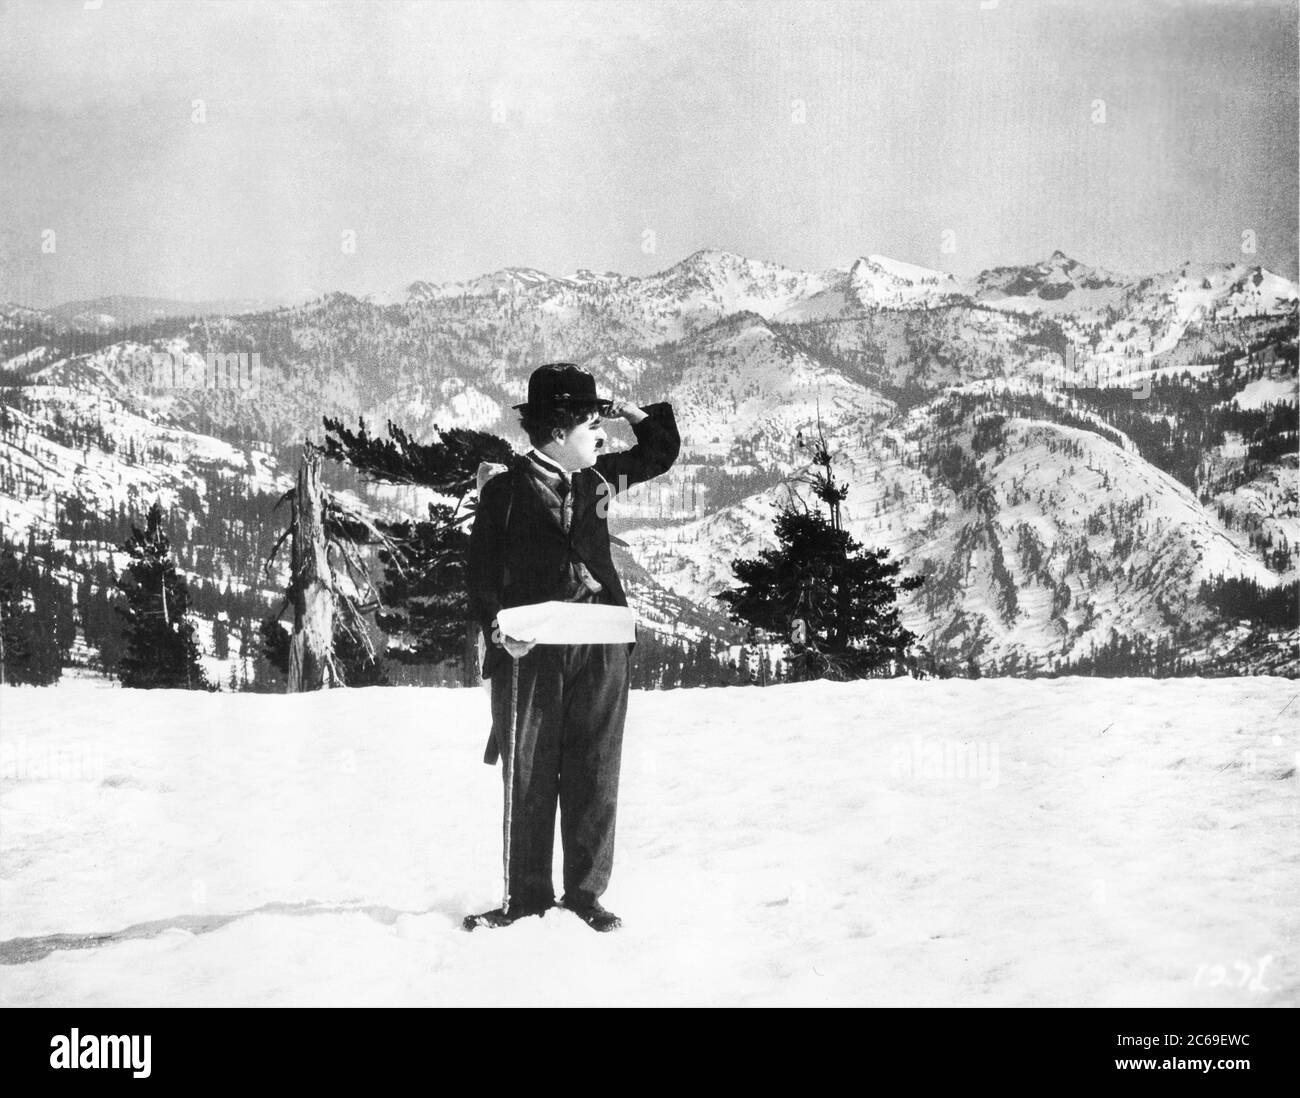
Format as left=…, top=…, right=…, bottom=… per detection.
left=1, top=0, right=1295, bottom=307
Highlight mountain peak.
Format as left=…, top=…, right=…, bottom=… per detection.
left=855, top=254, right=954, bottom=283
left=841, top=254, right=959, bottom=308
left=677, top=247, right=748, bottom=269
left=652, top=249, right=815, bottom=290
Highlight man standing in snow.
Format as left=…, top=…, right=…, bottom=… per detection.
left=465, top=363, right=679, bottom=932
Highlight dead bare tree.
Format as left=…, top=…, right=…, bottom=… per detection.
left=286, top=443, right=339, bottom=691
left=265, top=441, right=402, bottom=691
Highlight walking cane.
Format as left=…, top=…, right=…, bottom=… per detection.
left=501, top=657, right=519, bottom=915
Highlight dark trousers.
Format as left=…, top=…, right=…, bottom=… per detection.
left=490, top=641, right=631, bottom=907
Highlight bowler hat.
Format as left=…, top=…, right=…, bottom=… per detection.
left=513, top=362, right=613, bottom=414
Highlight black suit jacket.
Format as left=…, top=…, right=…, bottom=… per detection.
left=468, top=401, right=681, bottom=682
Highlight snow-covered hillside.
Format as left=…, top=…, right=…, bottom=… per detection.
left=663, top=312, right=892, bottom=462
left=621, top=373, right=1297, bottom=670
left=0, top=373, right=284, bottom=541
left=1, top=678, right=1295, bottom=1006
left=2, top=247, right=1297, bottom=676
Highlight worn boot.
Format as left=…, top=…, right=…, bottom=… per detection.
left=561, top=896, right=622, bottom=932
left=462, top=898, right=552, bottom=931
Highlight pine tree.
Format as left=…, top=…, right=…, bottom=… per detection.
left=114, top=502, right=211, bottom=690
left=321, top=416, right=511, bottom=678
left=717, top=424, right=924, bottom=682
left=80, top=564, right=127, bottom=674
left=737, top=643, right=754, bottom=685
left=372, top=502, right=472, bottom=666
left=212, top=616, right=229, bottom=659
left=0, top=548, right=62, bottom=686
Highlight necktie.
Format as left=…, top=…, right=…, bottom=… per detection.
left=557, top=472, right=572, bottom=530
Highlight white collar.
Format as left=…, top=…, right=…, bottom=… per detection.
left=527, top=448, right=572, bottom=477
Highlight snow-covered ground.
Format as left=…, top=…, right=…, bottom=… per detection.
left=1, top=678, right=1296, bottom=1007
left=1232, top=376, right=1298, bottom=410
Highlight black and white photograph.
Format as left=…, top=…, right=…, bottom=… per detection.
left=0, top=0, right=1296, bottom=1040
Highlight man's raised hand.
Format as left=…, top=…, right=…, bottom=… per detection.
left=606, top=400, right=647, bottom=424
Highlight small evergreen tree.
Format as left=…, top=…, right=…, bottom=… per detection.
left=79, top=564, right=127, bottom=674
left=717, top=423, right=923, bottom=681
left=114, top=502, right=211, bottom=690
left=212, top=616, right=230, bottom=660
left=0, top=548, right=63, bottom=686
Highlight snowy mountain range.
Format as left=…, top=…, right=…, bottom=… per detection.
left=8, top=295, right=292, bottom=334
left=2, top=248, right=1296, bottom=679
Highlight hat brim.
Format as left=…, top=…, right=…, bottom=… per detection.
left=513, top=398, right=614, bottom=415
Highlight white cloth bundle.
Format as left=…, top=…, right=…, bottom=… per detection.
left=497, top=601, right=637, bottom=645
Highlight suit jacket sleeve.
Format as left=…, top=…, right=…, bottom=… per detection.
left=595, top=401, right=680, bottom=498
left=467, top=468, right=509, bottom=645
